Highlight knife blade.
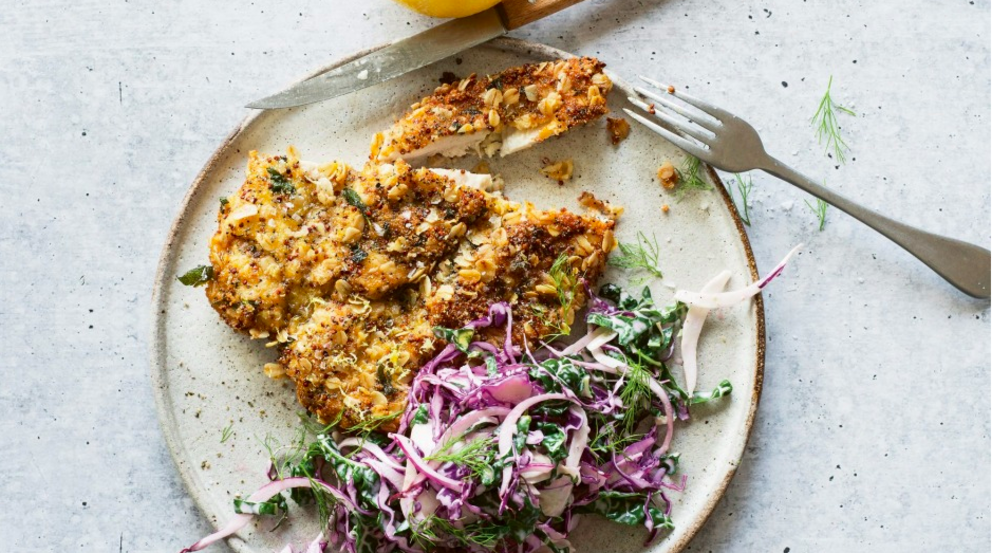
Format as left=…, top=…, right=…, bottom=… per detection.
left=246, top=0, right=585, bottom=109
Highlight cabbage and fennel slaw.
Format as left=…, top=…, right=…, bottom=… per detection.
left=181, top=245, right=800, bottom=553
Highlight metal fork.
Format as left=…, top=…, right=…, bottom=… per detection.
left=624, top=76, right=991, bottom=299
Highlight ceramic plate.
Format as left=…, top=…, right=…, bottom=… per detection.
left=151, top=37, right=764, bottom=553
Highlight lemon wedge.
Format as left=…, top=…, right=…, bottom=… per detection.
left=392, top=0, right=501, bottom=18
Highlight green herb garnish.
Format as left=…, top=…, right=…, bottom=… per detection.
left=220, top=423, right=234, bottom=444
left=689, top=379, right=733, bottom=404
left=675, top=155, right=712, bottom=200
left=546, top=253, right=580, bottom=339
left=577, top=490, right=673, bottom=530
left=433, top=326, right=475, bottom=352
left=349, top=410, right=402, bottom=436
left=618, top=360, right=653, bottom=433
left=729, top=173, right=753, bottom=226
left=233, top=496, right=286, bottom=516
left=589, top=425, right=643, bottom=456
left=267, top=167, right=296, bottom=195
left=351, top=246, right=368, bottom=264
left=342, top=187, right=370, bottom=217
left=608, top=231, right=663, bottom=281
left=219, top=197, right=229, bottom=207
left=177, top=265, right=213, bottom=287
left=485, top=355, right=499, bottom=377
left=811, top=76, right=855, bottom=163
left=805, top=197, right=829, bottom=231
left=376, top=364, right=395, bottom=396
left=425, top=435, right=498, bottom=486
left=413, top=514, right=506, bottom=550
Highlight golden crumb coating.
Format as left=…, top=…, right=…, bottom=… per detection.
left=342, top=162, right=491, bottom=300
left=207, top=151, right=620, bottom=430
left=280, top=296, right=436, bottom=430
left=372, top=57, right=613, bottom=162
left=426, top=200, right=618, bottom=347
left=276, top=198, right=616, bottom=431
left=206, top=148, right=353, bottom=338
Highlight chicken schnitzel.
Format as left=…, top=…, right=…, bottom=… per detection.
left=204, top=58, right=619, bottom=430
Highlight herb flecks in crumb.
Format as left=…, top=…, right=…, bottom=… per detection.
left=608, top=231, right=663, bottom=281
left=811, top=76, right=855, bottom=163
left=178, top=265, right=213, bottom=287
left=267, top=167, right=296, bottom=195
left=350, top=245, right=368, bottom=264
left=376, top=364, right=396, bottom=397
left=805, top=197, right=829, bottom=231
left=547, top=253, right=580, bottom=339
left=730, top=173, right=753, bottom=226
left=342, top=187, right=371, bottom=217
left=675, top=155, right=712, bottom=200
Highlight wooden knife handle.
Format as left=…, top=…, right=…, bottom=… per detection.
left=496, top=0, right=586, bottom=31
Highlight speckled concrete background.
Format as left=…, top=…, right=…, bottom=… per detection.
left=0, top=1, right=988, bottom=551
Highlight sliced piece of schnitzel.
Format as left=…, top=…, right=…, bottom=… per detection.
left=371, top=57, right=612, bottom=163
left=206, top=148, right=355, bottom=338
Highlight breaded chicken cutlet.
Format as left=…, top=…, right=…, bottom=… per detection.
left=204, top=58, right=619, bottom=430
left=372, top=57, right=612, bottom=163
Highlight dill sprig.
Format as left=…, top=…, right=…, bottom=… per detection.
left=618, top=360, right=653, bottom=433
left=729, top=173, right=753, bottom=226
left=805, top=198, right=829, bottom=231
left=413, top=514, right=503, bottom=550
left=550, top=253, right=579, bottom=314
left=608, top=231, right=663, bottom=282
left=675, top=155, right=712, bottom=200
left=811, top=76, right=855, bottom=163
left=309, top=476, right=338, bottom=531
left=589, top=423, right=643, bottom=457
left=348, top=410, right=402, bottom=436
left=536, top=253, right=580, bottom=340
left=425, top=435, right=497, bottom=483
left=220, top=423, right=234, bottom=444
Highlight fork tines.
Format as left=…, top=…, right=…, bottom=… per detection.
left=623, top=76, right=726, bottom=160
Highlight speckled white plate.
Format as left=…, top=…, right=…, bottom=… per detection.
left=151, top=37, right=764, bottom=553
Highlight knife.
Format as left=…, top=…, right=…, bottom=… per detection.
left=246, top=0, right=586, bottom=109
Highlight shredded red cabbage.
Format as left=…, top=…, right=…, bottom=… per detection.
left=181, top=280, right=757, bottom=553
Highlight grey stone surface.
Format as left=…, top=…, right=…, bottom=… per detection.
left=0, top=0, right=988, bottom=552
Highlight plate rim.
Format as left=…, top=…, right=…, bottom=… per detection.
left=149, top=36, right=765, bottom=553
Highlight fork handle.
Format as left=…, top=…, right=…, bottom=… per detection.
left=760, top=156, right=991, bottom=299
